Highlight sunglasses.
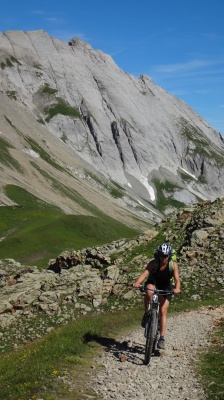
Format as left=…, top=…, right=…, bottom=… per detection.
left=159, top=254, right=169, bottom=258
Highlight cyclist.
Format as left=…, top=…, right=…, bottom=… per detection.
left=133, top=243, right=181, bottom=349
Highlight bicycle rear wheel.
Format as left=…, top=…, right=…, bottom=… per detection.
left=144, top=310, right=157, bottom=365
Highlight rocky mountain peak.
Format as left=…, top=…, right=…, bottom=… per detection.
left=0, top=30, right=223, bottom=224
left=68, top=36, right=93, bottom=50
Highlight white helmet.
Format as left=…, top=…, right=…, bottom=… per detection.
left=157, top=243, right=172, bottom=256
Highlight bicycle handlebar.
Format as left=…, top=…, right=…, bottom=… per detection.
left=138, top=285, right=173, bottom=295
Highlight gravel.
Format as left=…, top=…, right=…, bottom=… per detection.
left=89, top=306, right=223, bottom=400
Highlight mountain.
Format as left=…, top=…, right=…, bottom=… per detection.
left=0, top=30, right=224, bottom=226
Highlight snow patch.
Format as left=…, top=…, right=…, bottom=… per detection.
left=179, top=167, right=197, bottom=180
left=22, top=149, right=40, bottom=158
left=128, top=182, right=132, bottom=188
left=140, top=177, right=155, bottom=201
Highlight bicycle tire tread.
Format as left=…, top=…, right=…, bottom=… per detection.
left=144, top=310, right=157, bottom=365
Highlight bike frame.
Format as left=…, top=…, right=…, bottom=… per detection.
left=141, top=287, right=172, bottom=365
left=146, top=291, right=160, bottom=333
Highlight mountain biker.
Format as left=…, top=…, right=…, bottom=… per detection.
left=133, top=243, right=181, bottom=349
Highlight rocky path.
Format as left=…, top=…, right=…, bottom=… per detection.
left=89, top=307, right=223, bottom=400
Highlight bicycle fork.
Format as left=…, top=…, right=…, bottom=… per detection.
left=154, top=309, right=160, bottom=350
left=144, top=301, right=160, bottom=349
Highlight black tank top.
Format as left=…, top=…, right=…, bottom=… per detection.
left=150, top=262, right=171, bottom=289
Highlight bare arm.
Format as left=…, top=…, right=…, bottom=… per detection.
left=133, top=259, right=154, bottom=287
left=173, top=261, right=181, bottom=294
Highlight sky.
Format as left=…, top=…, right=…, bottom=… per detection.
left=1, top=0, right=224, bottom=136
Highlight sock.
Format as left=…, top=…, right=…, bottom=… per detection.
left=160, top=336, right=165, bottom=341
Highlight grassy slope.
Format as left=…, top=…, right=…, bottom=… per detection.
left=0, top=185, right=139, bottom=266
left=0, top=309, right=142, bottom=400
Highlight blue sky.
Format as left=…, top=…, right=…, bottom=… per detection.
left=1, top=0, right=224, bottom=135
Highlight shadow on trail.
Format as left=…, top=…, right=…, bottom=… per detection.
left=83, top=332, right=160, bottom=365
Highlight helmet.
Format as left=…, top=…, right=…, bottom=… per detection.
left=157, top=243, right=172, bottom=256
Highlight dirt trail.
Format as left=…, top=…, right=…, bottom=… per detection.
left=88, top=306, right=223, bottom=400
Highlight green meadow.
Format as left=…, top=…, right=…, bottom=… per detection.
left=0, top=185, right=139, bottom=267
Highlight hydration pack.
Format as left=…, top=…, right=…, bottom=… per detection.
left=151, top=248, right=177, bottom=277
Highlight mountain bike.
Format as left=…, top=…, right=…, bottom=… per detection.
left=140, top=286, right=173, bottom=365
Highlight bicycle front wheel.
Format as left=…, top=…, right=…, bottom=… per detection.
left=144, top=310, right=157, bottom=365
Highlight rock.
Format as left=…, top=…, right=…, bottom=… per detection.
left=104, top=265, right=120, bottom=280
left=92, top=295, right=102, bottom=308
left=123, top=290, right=135, bottom=300
left=191, top=229, right=209, bottom=243
left=120, top=355, right=128, bottom=362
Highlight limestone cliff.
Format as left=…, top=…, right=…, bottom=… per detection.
left=0, top=30, right=224, bottom=223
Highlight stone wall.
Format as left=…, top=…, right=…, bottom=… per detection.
left=0, top=231, right=155, bottom=330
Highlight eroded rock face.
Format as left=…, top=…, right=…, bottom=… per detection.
left=0, top=29, right=223, bottom=215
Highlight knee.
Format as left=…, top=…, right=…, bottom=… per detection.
left=145, top=284, right=155, bottom=299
